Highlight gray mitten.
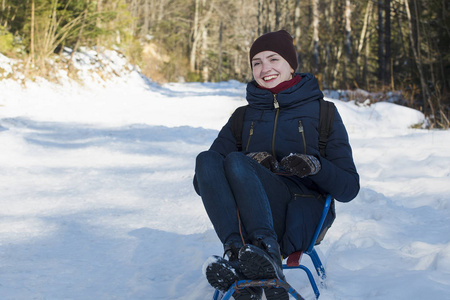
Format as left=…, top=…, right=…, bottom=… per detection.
left=247, top=151, right=279, bottom=172
left=280, top=153, right=321, bottom=177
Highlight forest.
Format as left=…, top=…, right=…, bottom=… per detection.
left=0, top=0, right=448, bottom=128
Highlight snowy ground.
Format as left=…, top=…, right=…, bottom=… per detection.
left=1, top=51, right=450, bottom=300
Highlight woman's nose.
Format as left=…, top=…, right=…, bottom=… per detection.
left=261, top=62, right=271, bottom=72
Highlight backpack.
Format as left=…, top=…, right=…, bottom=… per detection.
left=230, top=98, right=335, bottom=156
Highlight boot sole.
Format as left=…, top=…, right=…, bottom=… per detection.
left=205, top=258, right=259, bottom=299
left=238, top=245, right=279, bottom=280
left=205, top=259, right=239, bottom=292
left=239, top=245, right=289, bottom=300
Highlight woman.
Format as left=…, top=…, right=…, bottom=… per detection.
left=194, top=30, right=359, bottom=300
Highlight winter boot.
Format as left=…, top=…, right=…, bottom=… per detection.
left=204, top=242, right=262, bottom=300
left=238, top=237, right=289, bottom=300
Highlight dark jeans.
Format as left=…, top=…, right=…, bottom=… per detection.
left=195, top=150, right=293, bottom=247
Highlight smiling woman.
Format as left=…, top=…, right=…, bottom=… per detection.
left=194, top=30, right=360, bottom=300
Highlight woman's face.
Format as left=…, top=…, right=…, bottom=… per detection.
left=252, top=51, right=294, bottom=89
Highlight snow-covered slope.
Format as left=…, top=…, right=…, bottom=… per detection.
left=0, top=51, right=449, bottom=300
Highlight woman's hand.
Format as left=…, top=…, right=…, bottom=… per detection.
left=280, top=153, right=321, bottom=177
left=247, top=152, right=279, bottom=172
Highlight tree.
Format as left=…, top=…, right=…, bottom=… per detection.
left=356, top=0, right=373, bottom=87
left=0, top=0, right=448, bottom=127
left=404, top=0, right=430, bottom=110
left=312, top=0, right=320, bottom=73
left=343, top=0, right=352, bottom=86
left=384, top=0, right=392, bottom=88
left=378, top=0, right=386, bottom=84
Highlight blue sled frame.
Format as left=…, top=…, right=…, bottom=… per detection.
left=212, top=195, right=333, bottom=300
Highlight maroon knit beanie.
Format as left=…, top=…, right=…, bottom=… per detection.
left=249, top=30, right=298, bottom=71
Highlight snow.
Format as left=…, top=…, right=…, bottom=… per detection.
left=1, top=51, right=449, bottom=300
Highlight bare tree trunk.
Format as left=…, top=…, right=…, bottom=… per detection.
left=294, top=0, right=301, bottom=39
left=257, top=0, right=264, bottom=36
left=394, top=1, right=407, bottom=67
left=25, top=0, right=36, bottom=76
left=294, top=0, right=301, bottom=71
left=190, top=0, right=213, bottom=76
left=267, top=0, right=275, bottom=32
left=358, top=0, right=373, bottom=55
left=158, top=0, right=165, bottom=22
left=190, top=0, right=200, bottom=72
left=378, top=0, right=386, bottom=85
left=344, top=0, right=352, bottom=59
left=282, top=0, right=289, bottom=30
left=404, top=0, right=432, bottom=116
left=218, top=21, right=223, bottom=82
left=43, top=0, right=58, bottom=55
left=312, top=0, right=320, bottom=73
left=344, top=0, right=352, bottom=87
left=322, top=0, right=335, bottom=88
left=364, top=31, right=370, bottom=88
left=69, top=0, right=90, bottom=69
left=426, top=33, right=435, bottom=86
left=143, top=0, right=150, bottom=37
left=357, top=0, right=373, bottom=79
left=333, top=44, right=343, bottom=88
left=1, top=0, right=5, bottom=27
left=30, top=0, right=35, bottom=66
left=234, top=50, right=241, bottom=79
left=149, top=0, right=157, bottom=24
left=129, top=0, right=139, bottom=37
left=201, top=25, right=208, bottom=81
left=275, top=0, right=280, bottom=29
left=384, top=0, right=392, bottom=88
left=96, top=0, right=102, bottom=52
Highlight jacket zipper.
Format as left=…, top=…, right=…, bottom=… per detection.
left=298, top=120, right=307, bottom=154
left=272, top=94, right=280, bottom=156
left=245, top=121, right=255, bottom=152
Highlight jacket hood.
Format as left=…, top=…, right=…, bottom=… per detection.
left=246, top=73, right=324, bottom=109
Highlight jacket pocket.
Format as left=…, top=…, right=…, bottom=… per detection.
left=293, top=193, right=317, bottom=199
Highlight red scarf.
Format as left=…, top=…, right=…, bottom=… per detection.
left=258, top=74, right=302, bottom=94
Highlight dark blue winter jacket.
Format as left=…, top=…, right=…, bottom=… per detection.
left=205, top=73, right=359, bottom=255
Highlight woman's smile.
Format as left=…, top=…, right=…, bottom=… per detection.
left=252, top=51, right=294, bottom=89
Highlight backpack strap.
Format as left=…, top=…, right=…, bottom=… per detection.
left=318, top=99, right=335, bottom=157
left=231, top=100, right=335, bottom=155
left=230, top=105, right=248, bottom=152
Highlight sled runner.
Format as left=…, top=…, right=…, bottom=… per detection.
left=214, top=278, right=305, bottom=300
left=212, top=194, right=332, bottom=300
